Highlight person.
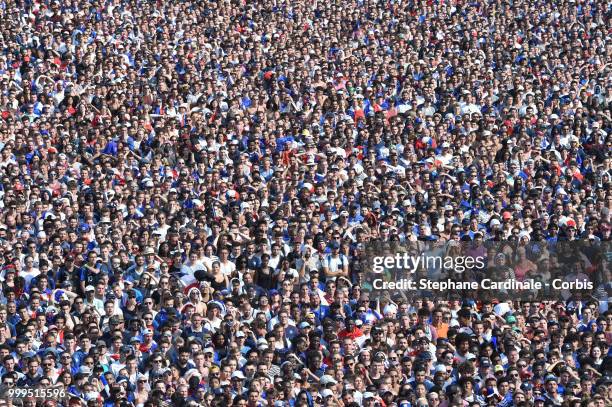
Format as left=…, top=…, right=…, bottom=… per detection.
left=0, top=0, right=610, bottom=406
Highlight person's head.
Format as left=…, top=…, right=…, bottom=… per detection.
left=179, top=347, right=191, bottom=364
left=27, top=358, right=39, bottom=375
left=1, top=372, right=15, bottom=387
left=18, top=305, right=29, bottom=320
left=545, top=376, right=558, bottom=394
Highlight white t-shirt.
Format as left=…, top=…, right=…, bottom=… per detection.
left=219, top=260, right=236, bottom=277
left=181, top=261, right=206, bottom=276
left=21, top=269, right=41, bottom=288
left=324, top=254, right=348, bottom=273
left=268, top=255, right=282, bottom=270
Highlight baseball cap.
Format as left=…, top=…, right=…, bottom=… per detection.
left=78, top=366, right=91, bottom=375
left=419, top=351, right=433, bottom=360
left=231, top=371, right=246, bottom=380
left=545, top=374, right=558, bottom=383
left=320, top=389, right=334, bottom=398
left=320, top=375, right=338, bottom=385
left=434, top=364, right=446, bottom=374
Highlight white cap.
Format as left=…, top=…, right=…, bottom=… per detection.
left=320, top=389, right=334, bottom=398
left=320, top=375, right=338, bottom=385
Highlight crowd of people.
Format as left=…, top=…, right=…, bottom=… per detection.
left=0, top=0, right=610, bottom=406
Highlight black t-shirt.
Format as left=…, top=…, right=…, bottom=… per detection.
left=205, top=275, right=227, bottom=292
left=121, top=305, right=139, bottom=323
left=81, top=267, right=105, bottom=289
left=255, top=266, right=275, bottom=290
left=15, top=320, right=29, bottom=337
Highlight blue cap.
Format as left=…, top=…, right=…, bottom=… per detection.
left=419, top=351, right=433, bottom=360
left=545, top=374, right=558, bottom=383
